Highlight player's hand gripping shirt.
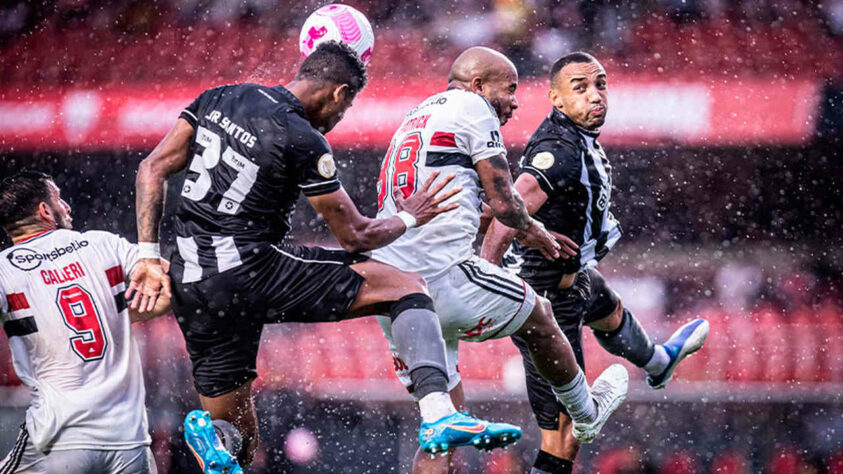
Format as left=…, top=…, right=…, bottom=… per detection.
left=0, top=229, right=149, bottom=452
left=513, top=107, right=622, bottom=287
left=372, top=89, right=506, bottom=280
left=174, top=84, right=341, bottom=284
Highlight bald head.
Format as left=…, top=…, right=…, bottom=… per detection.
left=448, top=47, right=516, bottom=84
left=447, top=47, right=520, bottom=125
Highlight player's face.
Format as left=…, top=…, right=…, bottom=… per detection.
left=551, top=61, right=608, bottom=130
left=482, top=69, right=519, bottom=126
left=45, top=181, right=73, bottom=230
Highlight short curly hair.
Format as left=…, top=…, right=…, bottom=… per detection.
left=0, top=170, right=54, bottom=231
left=296, top=41, right=368, bottom=95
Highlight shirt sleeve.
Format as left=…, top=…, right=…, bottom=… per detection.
left=455, top=94, right=507, bottom=164
left=286, top=116, right=342, bottom=197
left=519, top=139, right=581, bottom=196
left=115, top=237, right=140, bottom=279
left=93, top=231, right=140, bottom=281
left=179, top=91, right=205, bottom=127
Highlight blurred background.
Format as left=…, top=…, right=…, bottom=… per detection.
left=0, top=0, right=842, bottom=472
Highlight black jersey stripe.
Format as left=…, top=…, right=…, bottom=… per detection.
left=427, top=152, right=472, bottom=168
left=2, top=317, right=37, bottom=337
left=114, top=293, right=128, bottom=313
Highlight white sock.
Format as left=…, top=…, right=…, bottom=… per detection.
left=644, top=344, right=671, bottom=376
left=418, top=391, right=457, bottom=423
left=552, top=370, right=596, bottom=424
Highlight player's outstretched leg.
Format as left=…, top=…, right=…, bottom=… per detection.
left=589, top=300, right=709, bottom=390
left=646, top=318, right=709, bottom=389
left=514, top=297, right=628, bottom=444
left=347, top=259, right=522, bottom=454
left=184, top=410, right=243, bottom=474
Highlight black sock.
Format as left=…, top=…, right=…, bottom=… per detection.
left=410, top=365, right=449, bottom=399
left=531, top=450, right=574, bottom=474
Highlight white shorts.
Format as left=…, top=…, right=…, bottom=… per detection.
left=1, top=424, right=156, bottom=474
left=378, top=255, right=536, bottom=399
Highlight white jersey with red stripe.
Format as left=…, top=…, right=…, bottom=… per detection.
left=0, top=229, right=150, bottom=453
left=372, top=89, right=506, bottom=280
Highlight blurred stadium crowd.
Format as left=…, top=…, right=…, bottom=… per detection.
left=1, top=0, right=841, bottom=86
left=1, top=0, right=842, bottom=473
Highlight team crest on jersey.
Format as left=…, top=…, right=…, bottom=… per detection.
left=317, top=153, right=337, bottom=178
left=532, top=151, right=555, bottom=170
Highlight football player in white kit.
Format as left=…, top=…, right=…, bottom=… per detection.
left=0, top=171, right=168, bottom=473
left=373, top=47, right=629, bottom=471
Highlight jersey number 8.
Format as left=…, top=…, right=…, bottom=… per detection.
left=376, top=132, right=423, bottom=211
left=182, top=126, right=260, bottom=215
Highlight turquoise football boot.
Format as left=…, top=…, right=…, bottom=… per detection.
left=184, top=410, right=242, bottom=474
left=419, top=412, right=522, bottom=454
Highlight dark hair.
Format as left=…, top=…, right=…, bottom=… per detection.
left=550, top=51, right=599, bottom=86
left=0, top=171, right=54, bottom=230
left=295, top=41, right=368, bottom=95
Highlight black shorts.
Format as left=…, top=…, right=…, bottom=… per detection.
left=511, top=268, right=619, bottom=430
left=171, top=243, right=368, bottom=398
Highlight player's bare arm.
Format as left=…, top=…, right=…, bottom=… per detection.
left=481, top=173, right=577, bottom=264
left=476, top=155, right=563, bottom=260
left=308, top=171, right=461, bottom=252
left=129, top=118, right=194, bottom=312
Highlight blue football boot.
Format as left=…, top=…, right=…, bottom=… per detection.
left=647, top=318, right=710, bottom=389
left=184, top=410, right=243, bottom=474
left=419, top=412, right=522, bottom=454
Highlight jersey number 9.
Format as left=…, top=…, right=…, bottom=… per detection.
left=56, top=284, right=108, bottom=361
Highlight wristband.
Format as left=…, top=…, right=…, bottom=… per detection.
left=138, top=242, right=161, bottom=260
left=396, top=211, right=417, bottom=230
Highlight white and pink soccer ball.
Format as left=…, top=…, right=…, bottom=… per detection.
left=299, top=4, right=374, bottom=65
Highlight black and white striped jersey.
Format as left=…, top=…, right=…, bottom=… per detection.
left=512, top=107, right=622, bottom=288
left=172, top=84, right=341, bottom=284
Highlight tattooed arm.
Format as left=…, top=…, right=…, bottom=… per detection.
left=475, top=155, right=561, bottom=260
left=475, top=155, right=531, bottom=230
left=126, top=118, right=194, bottom=312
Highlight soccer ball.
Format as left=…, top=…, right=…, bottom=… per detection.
left=299, top=4, right=374, bottom=65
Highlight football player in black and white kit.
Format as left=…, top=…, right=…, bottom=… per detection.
left=129, top=42, right=526, bottom=473
left=482, top=52, right=710, bottom=474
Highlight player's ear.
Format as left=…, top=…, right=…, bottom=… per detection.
left=37, top=201, right=55, bottom=227
left=470, top=77, right=484, bottom=94
left=332, top=84, right=351, bottom=104
left=548, top=87, right=563, bottom=109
